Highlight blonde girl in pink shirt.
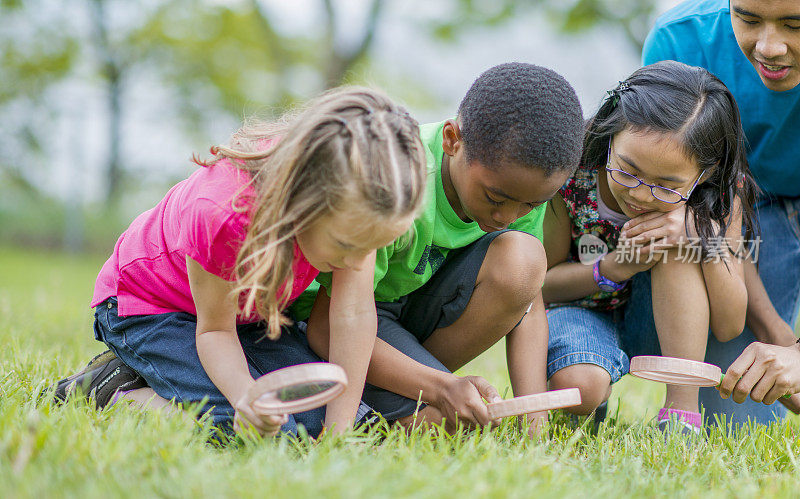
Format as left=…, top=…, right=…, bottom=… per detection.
left=55, top=87, right=427, bottom=438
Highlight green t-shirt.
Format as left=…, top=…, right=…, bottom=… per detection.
left=290, top=120, right=546, bottom=318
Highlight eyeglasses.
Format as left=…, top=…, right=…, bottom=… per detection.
left=605, top=140, right=704, bottom=204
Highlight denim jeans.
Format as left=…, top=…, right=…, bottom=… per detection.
left=700, top=197, right=800, bottom=425
left=94, top=298, right=371, bottom=437
left=546, top=280, right=664, bottom=386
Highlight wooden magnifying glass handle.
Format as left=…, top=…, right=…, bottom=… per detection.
left=485, top=388, right=582, bottom=420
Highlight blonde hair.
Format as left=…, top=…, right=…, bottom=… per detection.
left=200, top=86, right=427, bottom=339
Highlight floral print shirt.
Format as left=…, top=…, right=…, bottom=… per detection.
left=548, top=163, right=631, bottom=311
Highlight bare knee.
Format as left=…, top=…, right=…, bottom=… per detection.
left=652, top=247, right=702, bottom=273
left=481, top=231, right=547, bottom=309
left=549, top=364, right=612, bottom=415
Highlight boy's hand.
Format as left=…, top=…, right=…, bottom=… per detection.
left=233, top=394, right=288, bottom=437
left=434, top=375, right=502, bottom=430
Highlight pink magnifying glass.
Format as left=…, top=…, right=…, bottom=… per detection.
left=630, top=355, right=791, bottom=399
left=485, top=388, right=582, bottom=419
left=246, top=363, right=348, bottom=416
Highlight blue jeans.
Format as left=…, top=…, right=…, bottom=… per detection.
left=546, top=283, right=662, bottom=386
left=94, top=298, right=371, bottom=437
left=698, top=197, right=800, bottom=425
left=547, top=197, right=800, bottom=426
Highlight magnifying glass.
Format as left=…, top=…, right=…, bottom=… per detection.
left=486, top=388, right=582, bottom=419
left=246, top=363, right=348, bottom=416
left=629, top=355, right=790, bottom=398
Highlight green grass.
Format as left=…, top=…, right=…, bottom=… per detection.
left=1, top=245, right=799, bottom=498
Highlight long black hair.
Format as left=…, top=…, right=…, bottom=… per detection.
left=584, top=60, right=758, bottom=253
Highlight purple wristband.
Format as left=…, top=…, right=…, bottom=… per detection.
left=592, top=260, right=626, bottom=292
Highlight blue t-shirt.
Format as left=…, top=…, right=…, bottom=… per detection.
left=642, top=0, right=800, bottom=197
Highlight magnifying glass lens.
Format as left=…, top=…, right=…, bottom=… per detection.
left=277, top=381, right=338, bottom=402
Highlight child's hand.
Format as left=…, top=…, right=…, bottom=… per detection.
left=434, top=375, right=502, bottom=430
left=621, top=206, right=693, bottom=252
left=233, top=395, right=288, bottom=437
left=601, top=234, right=662, bottom=282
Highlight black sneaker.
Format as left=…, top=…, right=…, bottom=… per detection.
left=53, top=350, right=148, bottom=409
left=594, top=400, right=608, bottom=425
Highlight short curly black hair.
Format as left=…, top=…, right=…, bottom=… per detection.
left=457, top=62, right=584, bottom=175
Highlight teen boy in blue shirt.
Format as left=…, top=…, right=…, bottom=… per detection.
left=643, top=0, right=800, bottom=425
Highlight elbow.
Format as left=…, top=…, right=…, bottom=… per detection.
left=711, top=324, right=744, bottom=343
left=710, top=308, right=746, bottom=343
left=710, top=282, right=747, bottom=342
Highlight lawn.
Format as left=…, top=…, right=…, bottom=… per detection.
left=1, top=245, right=798, bottom=498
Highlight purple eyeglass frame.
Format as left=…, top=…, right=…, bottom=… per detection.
left=605, top=140, right=704, bottom=204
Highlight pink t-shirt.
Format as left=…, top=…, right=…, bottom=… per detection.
left=91, top=159, right=319, bottom=324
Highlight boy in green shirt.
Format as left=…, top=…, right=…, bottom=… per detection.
left=305, top=63, right=584, bottom=433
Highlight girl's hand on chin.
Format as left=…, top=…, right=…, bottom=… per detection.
left=621, top=205, right=693, bottom=249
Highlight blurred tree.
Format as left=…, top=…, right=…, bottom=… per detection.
left=0, top=0, right=80, bottom=197
left=430, top=0, right=658, bottom=53
left=0, top=0, right=659, bottom=249
left=89, top=0, right=125, bottom=205
left=0, top=0, right=388, bottom=247
left=126, top=0, right=384, bottom=133
left=0, top=0, right=133, bottom=208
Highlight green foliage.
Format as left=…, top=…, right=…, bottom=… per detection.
left=1, top=246, right=799, bottom=498
left=0, top=2, right=80, bottom=103
left=429, top=0, right=658, bottom=52
left=126, top=3, right=307, bottom=137
left=549, top=0, right=657, bottom=51
left=429, top=0, right=517, bottom=41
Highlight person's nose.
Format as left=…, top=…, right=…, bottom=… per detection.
left=491, top=205, right=517, bottom=228
left=628, top=183, right=654, bottom=203
left=756, top=25, right=789, bottom=60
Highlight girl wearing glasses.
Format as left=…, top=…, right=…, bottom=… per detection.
left=541, top=61, right=758, bottom=435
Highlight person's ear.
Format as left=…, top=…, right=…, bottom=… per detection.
left=441, top=119, right=463, bottom=156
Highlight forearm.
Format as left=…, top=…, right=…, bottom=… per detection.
left=366, top=338, right=452, bottom=404
left=744, top=260, right=797, bottom=346
left=702, top=257, right=747, bottom=342
left=542, top=253, right=639, bottom=304
left=506, top=296, right=548, bottom=422
left=196, top=329, right=254, bottom=405
left=542, top=261, right=596, bottom=303
left=307, top=283, right=453, bottom=410
left=325, top=302, right=376, bottom=432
